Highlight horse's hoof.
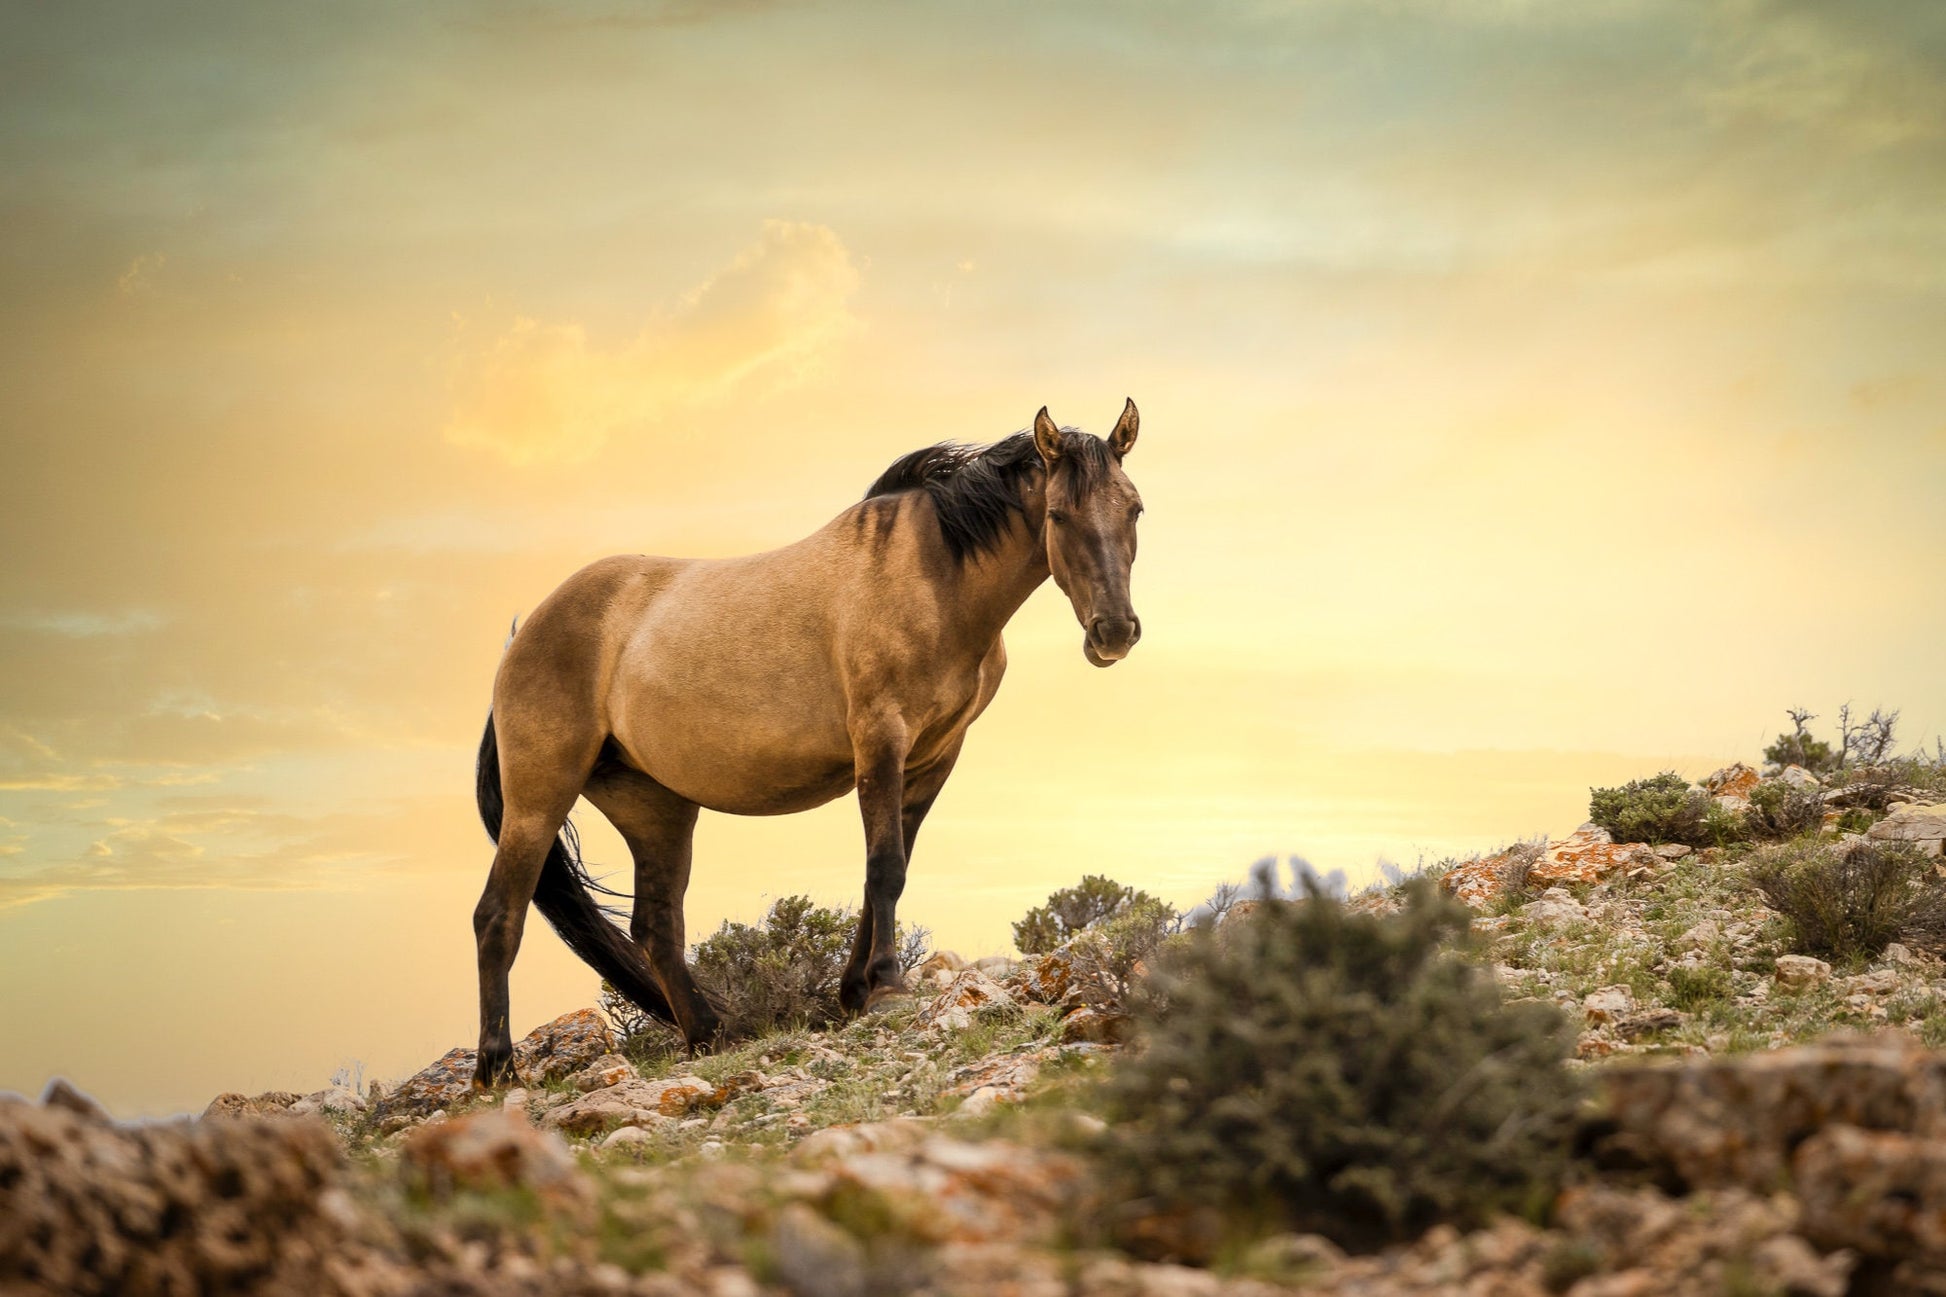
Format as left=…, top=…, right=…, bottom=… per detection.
left=863, top=984, right=912, bottom=1014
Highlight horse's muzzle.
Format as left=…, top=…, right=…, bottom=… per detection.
left=1085, top=615, right=1141, bottom=666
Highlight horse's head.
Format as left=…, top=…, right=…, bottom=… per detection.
left=1033, top=400, right=1144, bottom=667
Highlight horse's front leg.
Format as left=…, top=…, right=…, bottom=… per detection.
left=840, top=724, right=910, bottom=1014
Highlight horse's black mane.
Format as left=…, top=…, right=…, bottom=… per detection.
left=862, top=428, right=1113, bottom=564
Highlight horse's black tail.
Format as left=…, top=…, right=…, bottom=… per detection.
left=474, top=713, right=678, bottom=1027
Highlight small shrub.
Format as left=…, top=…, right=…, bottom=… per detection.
left=1747, top=841, right=1946, bottom=966
left=1013, top=874, right=1169, bottom=955
left=1104, top=882, right=1583, bottom=1253
left=1588, top=773, right=1723, bottom=847
left=1064, top=895, right=1181, bottom=1010
left=1744, top=781, right=1824, bottom=841
left=602, top=895, right=928, bottom=1052
left=1666, top=965, right=1731, bottom=1010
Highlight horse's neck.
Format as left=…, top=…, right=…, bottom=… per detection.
left=944, top=503, right=1050, bottom=646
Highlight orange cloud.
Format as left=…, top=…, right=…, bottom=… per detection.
left=443, top=221, right=860, bottom=466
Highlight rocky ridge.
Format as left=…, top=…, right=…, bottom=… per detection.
left=9, top=760, right=1946, bottom=1295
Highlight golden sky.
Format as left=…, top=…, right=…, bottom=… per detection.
left=2, top=1, right=1943, bottom=1115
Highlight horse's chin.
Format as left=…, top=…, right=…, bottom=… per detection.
left=1083, top=639, right=1118, bottom=668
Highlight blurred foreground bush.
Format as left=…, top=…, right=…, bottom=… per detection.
left=1104, top=882, right=1582, bottom=1253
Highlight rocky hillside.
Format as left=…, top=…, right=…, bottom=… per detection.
left=6, top=758, right=1946, bottom=1297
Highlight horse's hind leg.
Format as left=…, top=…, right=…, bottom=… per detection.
left=582, top=764, right=722, bottom=1048
left=473, top=723, right=601, bottom=1086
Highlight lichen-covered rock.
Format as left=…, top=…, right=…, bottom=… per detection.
left=200, top=1089, right=302, bottom=1121
left=373, top=1046, right=477, bottom=1129
left=1530, top=823, right=1659, bottom=887
left=510, top=1007, right=616, bottom=1085
left=1703, top=762, right=1762, bottom=811
left=1059, top=1006, right=1133, bottom=1045
left=569, top=1053, right=637, bottom=1092
left=1011, top=951, right=1076, bottom=1005
left=917, top=968, right=1015, bottom=1031
left=1583, top=985, right=1636, bottom=1025
left=1439, top=846, right=1525, bottom=910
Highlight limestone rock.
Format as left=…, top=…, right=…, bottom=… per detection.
left=770, top=1202, right=868, bottom=1297
left=570, top=1053, right=637, bottom=1092
left=1775, top=955, right=1833, bottom=990
left=917, top=968, right=1015, bottom=1031
left=1780, top=764, right=1823, bottom=790
left=1868, top=802, right=1946, bottom=855
left=1615, top=1008, right=1685, bottom=1042
left=917, top=950, right=968, bottom=978
left=1439, top=845, right=1532, bottom=910
left=1012, top=950, right=1076, bottom=1005
left=1584, top=985, right=1637, bottom=1025
left=1058, top=1005, right=1134, bottom=1045
left=1526, top=886, right=1588, bottom=928
left=1653, top=843, right=1692, bottom=861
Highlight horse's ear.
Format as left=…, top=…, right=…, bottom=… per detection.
left=1032, top=407, right=1063, bottom=465
left=1109, top=398, right=1139, bottom=458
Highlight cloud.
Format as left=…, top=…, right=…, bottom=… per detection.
left=0, top=609, right=165, bottom=637
left=443, top=220, right=861, bottom=466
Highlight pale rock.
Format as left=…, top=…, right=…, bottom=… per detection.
left=510, top=1007, right=616, bottom=1086
left=600, top=1125, right=658, bottom=1152
left=1774, top=954, right=1833, bottom=989
left=1526, top=887, right=1588, bottom=928
left=1867, top=802, right=1946, bottom=851
left=1584, top=984, right=1637, bottom=1024
left=541, top=1075, right=717, bottom=1136
left=1653, top=843, right=1693, bottom=861
left=917, top=967, right=1016, bottom=1031
left=917, top=950, right=968, bottom=978
left=1885, top=943, right=1922, bottom=967
left=1780, top=764, right=1823, bottom=790
left=973, top=955, right=1014, bottom=979
left=569, top=1053, right=636, bottom=1092
left=1677, top=920, right=1721, bottom=949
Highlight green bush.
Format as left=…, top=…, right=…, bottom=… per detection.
left=1667, top=965, right=1731, bottom=1010
left=1013, top=874, right=1169, bottom=955
left=1747, top=840, right=1946, bottom=966
left=1103, top=882, right=1583, bottom=1253
left=1588, top=772, right=1743, bottom=847
left=601, top=895, right=928, bottom=1052
left=1062, top=895, right=1181, bottom=1011
left=1763, top=710, right=1837, bottom=776
left=1743, top=781, right=1825, bottom=841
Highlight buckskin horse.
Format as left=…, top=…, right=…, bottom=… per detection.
left=470, top=402, right=1145, bottom=1085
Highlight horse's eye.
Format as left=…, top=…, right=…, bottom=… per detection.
left=1047, top=509, right=1069, bottom=525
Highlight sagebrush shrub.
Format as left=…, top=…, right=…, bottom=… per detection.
left=1013, top=874, right=1169, bottom=955
left=1588, top=772, right=1742, bottom=847
left=1061, top=895, right=1181, bottom=1011
left=1103, top=882, right=1582, bottom=1253
left=602, top=895, right=927, bottom=1052
left=1743, top=781, right=1825, bottom=841
left=1747, top=840, right=1946, bottom=965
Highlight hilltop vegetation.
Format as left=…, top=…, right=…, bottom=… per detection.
left=7, top=707, right=1946, bottom=1295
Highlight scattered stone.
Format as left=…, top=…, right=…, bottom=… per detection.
left=1774, top=955, right=1833, bottom=990
left=372, top=1047, right=477, bottom=1129
left=1653, top=843, right=1692, bottom=861
left=1780, top=764, right=1822, bottom=790
left=917, top=950, right=968, bottom=978
left=1844, top=969, right=1902, bottom=998
left=542, top=1075, right=719, bottom=1136
left=973, top=955, right=1015, bottom=979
